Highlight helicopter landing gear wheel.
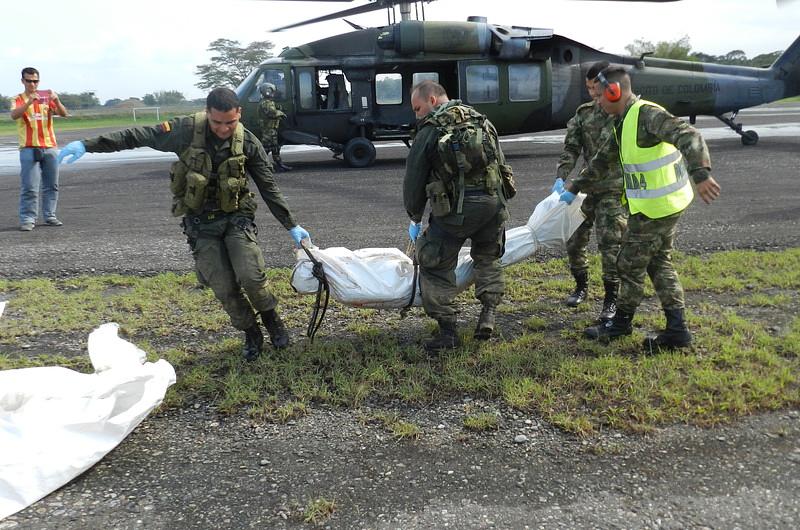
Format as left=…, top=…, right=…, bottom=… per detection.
left=741, top=130, right=759, bottom=146
left=343, top=137, right=376, bottom=168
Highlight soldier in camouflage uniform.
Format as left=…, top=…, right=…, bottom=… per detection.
left=57, top=88, right=311, bottom=361
left=258, top=83, right=291, bottom=172
left=583, top=67, right=721, bottom=352
left=554, top=61, right=627, bottom=322
left=404, top=80, right=515, bottom=353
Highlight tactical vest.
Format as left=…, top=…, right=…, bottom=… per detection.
left=424, top=102, right=507, bottom=216
left=169, top=112, right=249, bottom=217
left=618, top=100, right=694, bottom=219
left=260, top=100, right=283, bottom=130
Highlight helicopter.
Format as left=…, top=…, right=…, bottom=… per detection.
left=234, top=0, right=800, bottom=167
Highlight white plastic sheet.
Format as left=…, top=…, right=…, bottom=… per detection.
left=0, top=323, right=176, bottom=520
left=291, top=191, right=586, bottom=308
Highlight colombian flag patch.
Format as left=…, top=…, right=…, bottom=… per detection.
left=157, top=121, right=172, bottom=134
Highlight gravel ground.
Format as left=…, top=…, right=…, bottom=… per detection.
left=1, top=112, right=800, bottom=528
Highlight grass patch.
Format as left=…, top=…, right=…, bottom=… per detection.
left=303, top=497, right=337, bottom=524
left=463, top=412, right=500, bottom=432
left=1, top=248, right=799, bottom=436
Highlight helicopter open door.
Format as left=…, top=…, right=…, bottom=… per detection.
left=458, top=59, right=552, bottom=135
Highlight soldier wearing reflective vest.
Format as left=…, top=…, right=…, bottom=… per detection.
left=583, top=66, right=721, bottom=351
left=404, top=80, right=516, bottom=353
left=57, top=88, right=312, bottom=361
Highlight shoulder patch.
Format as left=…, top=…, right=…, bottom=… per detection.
left=156, top=121, right=172, bottom=134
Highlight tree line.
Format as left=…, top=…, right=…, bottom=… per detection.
left=0, top=36, right=786, bottom=112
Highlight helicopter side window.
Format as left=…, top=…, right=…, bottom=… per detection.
left=298, top=71, right=316, bottom=109
left=509, top=64, right=541, bottom=102
left=376, top=73, right=403, bottom=105
left=465, top=65, right=499, bottom=104
left=412, top=72, right=439, bottom=86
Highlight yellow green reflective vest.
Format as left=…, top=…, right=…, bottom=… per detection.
left=618, top=100, right=694, bottom=219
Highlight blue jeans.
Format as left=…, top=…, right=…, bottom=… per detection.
left=19, top=147, right=59, bottom=224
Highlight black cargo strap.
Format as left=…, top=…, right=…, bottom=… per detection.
left=400, top=240, right=419, bottom=318
left=452, top=139, right=466, bottom=215
left=300, top=244, right=329, bottom=342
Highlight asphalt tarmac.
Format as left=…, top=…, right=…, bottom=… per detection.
left=1, top=107, right=799, bottom=529
left=0, top=106, right=798, bottom=278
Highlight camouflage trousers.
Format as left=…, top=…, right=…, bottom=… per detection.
left=415, top=195, right=507, bottom=324
left=183, top=213, right=278, bottom=330
left=566, top=192, right=628, bottom=282
left=616, top=211, right=685, bottom=315
left=261, top=131, right=283, bottom=163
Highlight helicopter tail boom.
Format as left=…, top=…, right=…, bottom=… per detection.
left=770, top=34, right=800, bottom=99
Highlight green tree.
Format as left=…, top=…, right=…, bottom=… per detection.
left=58, top=92, right=100, bottom=109
left=625, top=35, right=693, bottom=60
left=0, top=94, right=10, bottom=112
left=195, top=38, right=275, bottom=90
left=142, top=90, right=186, bottom=105
left=749, top=51, right=782, bottom=67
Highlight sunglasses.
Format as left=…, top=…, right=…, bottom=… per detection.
left=23, top=78, right=40, bottom=84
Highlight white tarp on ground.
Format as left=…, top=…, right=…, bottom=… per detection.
left=291, top=191, right=586, bottom=309
left=0, top=323, right=176, bottom=520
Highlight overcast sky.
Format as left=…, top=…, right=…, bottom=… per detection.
left=2, top=0, right=798, bottom=103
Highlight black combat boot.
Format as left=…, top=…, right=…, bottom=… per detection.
left=642, top=308, right=692, bottom=353
left=474, top=304, right=496, bottom=340
left=261, top=309, right=290, bottom=349
left=584, top=310, right=634, bottom=342
left=598, top=281, right=619, bottom=322
left=242, top=324, right=264, bottom=361
left=424, top=320, right=461, bottom=354
left=566, top=270, right=589, bottom=307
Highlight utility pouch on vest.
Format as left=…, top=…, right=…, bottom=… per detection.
left=184, top=171, right=208, bottom=212
left=426, top=180, right=452, bottom=217
left=219, top=177, right=243, bottom=212
left=499, top=163, right=517, bottom=200
left=170, top=160, right=188, bottom=196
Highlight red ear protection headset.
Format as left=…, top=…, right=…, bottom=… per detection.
left=595, top=71, right=622, bottom=102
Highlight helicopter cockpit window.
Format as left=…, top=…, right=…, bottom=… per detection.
left=376, top=73, right=402, bottom=105
left=412, top=72, right=439, bottom=86
left=465, top=65, right=499, bottom=104
left=248, top=69, right=288, bottom=103
left=508, top=64, right=541, bottom=102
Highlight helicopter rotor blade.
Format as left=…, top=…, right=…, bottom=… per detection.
left=269, top=1, right=398, bottom=31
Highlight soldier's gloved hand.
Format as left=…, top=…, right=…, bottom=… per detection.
left=551, top=178, right=565, bottom=194
left=408, top=221, right=421, bottom=241
left=559, top=190, right=576, bottom=205
left=289, top=225, right=311, bottom=248
left=58, top=141, right=86, bottom=164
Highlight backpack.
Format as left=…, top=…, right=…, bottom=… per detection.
left=425, top=103, right=512, bottom=216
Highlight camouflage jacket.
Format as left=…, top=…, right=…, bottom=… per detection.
left=404, top=100, right=507, bottom=223
left=588, top=96, right=712, bottom=186
left=82, top=115, right=297, bottom=228
left=258, top=99, right=286, bottom=131
left=556, top=100, right=623, bottom=195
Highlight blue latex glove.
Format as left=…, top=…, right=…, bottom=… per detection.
left=408, top=221, right=421, bottom=241
left=559, top=190, right=576, bottom=205
left=551, top=178, right=565, bottom=194
left=58, top=141, right=86, bottom=164
left=289, top=225, right=310, bottom=247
